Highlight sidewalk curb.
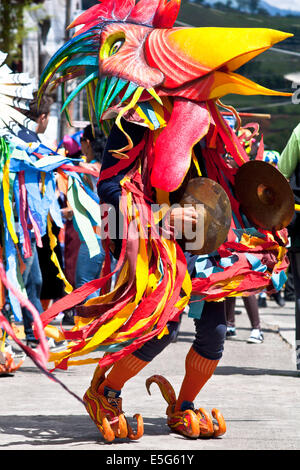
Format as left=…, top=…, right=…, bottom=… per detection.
left=262, top=319, right=293, bottom=349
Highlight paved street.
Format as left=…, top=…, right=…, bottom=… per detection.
left=0, top=297, right=299, bottom=452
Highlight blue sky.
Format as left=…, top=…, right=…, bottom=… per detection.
left=265, top=0, right=300, bottom=11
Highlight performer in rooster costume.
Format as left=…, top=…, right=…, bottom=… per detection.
left=38, top=0, right=292, bottom=441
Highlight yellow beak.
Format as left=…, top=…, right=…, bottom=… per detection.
left=167, top=27, right=292, bottom=74
left=146, top=27, right=293, bottom=98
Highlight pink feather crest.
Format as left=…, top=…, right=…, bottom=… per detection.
left=153, top=0, right=181, bottom=28
left=68, top=3, right=108, bottom=29
left=128, top=0, right=160, bottom=25
left=111, top=0, right=136, bottom=20
left=69, top=0, right=181, bottom=32
left=69, top=0, right=134, bottom=30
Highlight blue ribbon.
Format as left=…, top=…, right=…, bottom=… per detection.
left=272, top=271, right=287, bottom=291
left=245, top=253, right=267, bottom=273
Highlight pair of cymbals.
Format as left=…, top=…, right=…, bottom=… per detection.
left=178, top=161, right=294, bottom=255
left=234, top=160, right=294, bottom=231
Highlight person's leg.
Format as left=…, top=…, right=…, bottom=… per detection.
left=243, top=295, right=264, bottom=344
left=225, top=297, right=236, bottom=327
left=243, top=295, right=260, bottom=329
left=175, top=301, right=226, bottom=410
left=289, top=251, right=300, bottom=369
left=84, top=321, right=180, bottom=441
left=64, top=220, right=80, bottom=287
left=146, top=301, right=227, bottom=438
left=96, top=249, right=196, bottom=395
left=284, top=253, right=295, bottom=301
left=97, top=321, right=180, bottom=394
left=270, top=290, right=285, bottom=307
left=21, top=240, right=43, bottom=342
left=75, top=240, right=105, bottom=300
left=258, top=291, right=268, bottom=307
left=225, top=297, right=237, bottom=338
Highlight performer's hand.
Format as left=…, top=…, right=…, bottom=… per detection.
left=169, top=206, right=198, bottom=227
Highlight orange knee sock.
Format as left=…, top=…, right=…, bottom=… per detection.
left=175, top=347, right=219, bottom=411
left=98, top=354, right=148, bottom=394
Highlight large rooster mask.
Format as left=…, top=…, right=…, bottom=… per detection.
left=40, top=0, right=292, bottom=192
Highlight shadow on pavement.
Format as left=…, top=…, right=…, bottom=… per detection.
left=215, top=366, right=300, bottom=377
left=0, top=414, right=168, bottom=448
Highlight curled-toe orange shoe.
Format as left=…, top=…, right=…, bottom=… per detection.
left=83, top=366, right=143, bottom=442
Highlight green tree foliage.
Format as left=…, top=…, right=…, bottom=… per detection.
left=235, top=0, right=260, bottom=13
left=0, top=0, right=44, bottom=65
left=248, top=0, right=259, bottom=13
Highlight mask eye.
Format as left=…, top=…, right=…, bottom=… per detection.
left=100, top=32, right=125, bottom=60
left=109, top=38, right=124, bottom=56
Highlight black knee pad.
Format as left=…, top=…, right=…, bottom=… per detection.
left=133, top=321, right=179, bottom=362
left=193, top=322, right=226, bottom=360
left=192, top=301, right=227, bottom=360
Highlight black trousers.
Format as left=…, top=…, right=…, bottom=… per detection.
left=288, top=251, right=300, bottom=369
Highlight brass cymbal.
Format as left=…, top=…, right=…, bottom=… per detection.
left=179, top=177, right=232, bottom=255
left=235, top=160, right=294, bottom=231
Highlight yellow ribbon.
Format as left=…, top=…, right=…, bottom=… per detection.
left=3, top=159, right=18, bottom=243
left=47, top=215, right=73, bottom=294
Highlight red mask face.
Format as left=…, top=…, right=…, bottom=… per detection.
left=40, top=0, right=292, bottom=192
